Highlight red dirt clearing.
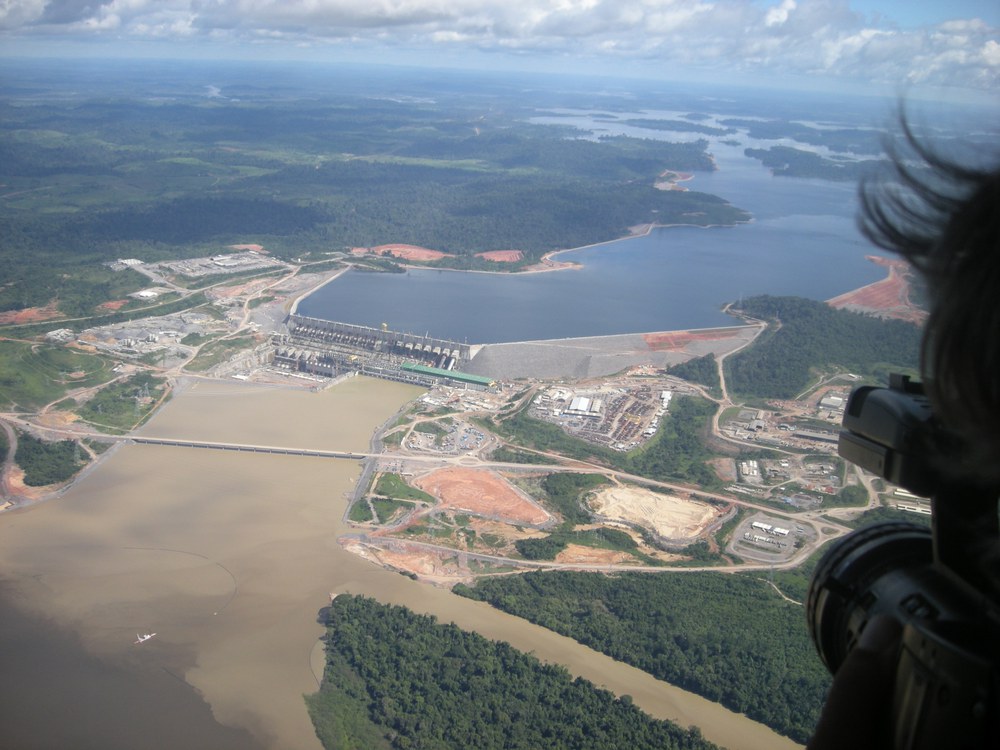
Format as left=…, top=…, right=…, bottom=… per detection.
left=643, top=327, right=747, bottom=351
left=827, top=256, right=926, bottom=324
left=411, top=467, right=551, bottom=525
left=0, top=302, right=62, bottom=325
left=555, top=545, right=635, bottom=565
left=351, top=244, right=452, bottom=261
left=475, top=250, right=523, bottom=262
left=96, top=299, right=129, bottom=312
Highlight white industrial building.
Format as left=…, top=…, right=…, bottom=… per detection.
left=566, top=396, right=603, bottom=416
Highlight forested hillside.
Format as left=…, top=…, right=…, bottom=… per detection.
left=725, top=295, right=921, bottom=398
left=456, top=570, right=830, bottom=744
left=308, top=594, right=718, bottom=750
left=666, top=353, right=722, bottom=397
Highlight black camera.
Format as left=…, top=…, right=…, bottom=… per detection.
left=806, top=374, right=1000, bottom=749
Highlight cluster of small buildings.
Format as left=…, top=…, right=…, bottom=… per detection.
left=66, top=312, right=223, bottom=361
left=530, top=382, right=674, bottom=452
left=644, top=391, right=672, bottom=437
left=151, top=252, right=285, bottom=278
left=751, top=520, right=790, bottom=536
left=742, top=531, right=786, bottom=549
left=742, top=521, right=792, bottom=551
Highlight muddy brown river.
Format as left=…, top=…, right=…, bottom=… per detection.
left=0, top=377, right=800, bottom=749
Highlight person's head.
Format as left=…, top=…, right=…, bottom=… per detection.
left=859, top=120, right=1000, bottom=485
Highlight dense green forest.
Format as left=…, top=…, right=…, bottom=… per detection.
left=622, top=119, right=734, bottom=136
left=455, top=570, right=830, bottom=744
left=628, top=397, right=720, bottom=488
left=308, top=594, right=717, bottom=750
left=743, top=146, right=876, bottom=181
left=836, top=505, right=932, bottom=530
left=0, top=77, right=749, bottom=318
left=722, top=119, right=884, bottom=155
left=724, top=295, right=921, bottom=399
left=14, top=432, right=85, bottom=486
left=666, top=354, right=722, bottom=398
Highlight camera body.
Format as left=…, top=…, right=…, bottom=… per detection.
left=806, top=374, right=1000, bottom=749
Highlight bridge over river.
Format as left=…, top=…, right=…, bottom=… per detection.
left=130, top=436, right=369, bottom=460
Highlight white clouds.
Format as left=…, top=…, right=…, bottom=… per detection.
left=0, top=0, right=47, bottom=29
left=985, top=39, right=1000, bottom=66
left=765, top=0, right=796, bottom=27
left=1, top=0, right=997, bottom=91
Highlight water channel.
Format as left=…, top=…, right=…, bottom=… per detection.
left=0, top=377, right=799, bottom=749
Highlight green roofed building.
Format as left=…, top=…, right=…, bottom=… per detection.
left=400, top=362, right=494, bottom=389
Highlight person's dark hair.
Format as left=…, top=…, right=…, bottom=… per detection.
left=858, top=119, right=1000, bottom=483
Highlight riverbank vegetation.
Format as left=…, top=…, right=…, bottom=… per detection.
left=14, top=431, right=86, bottom=486
left=308, top=594, right=717, bottom=750
left=455, top=570, right=830, bottom=744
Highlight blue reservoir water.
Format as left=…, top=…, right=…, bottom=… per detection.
left=297, top=124, right=883, bottom=344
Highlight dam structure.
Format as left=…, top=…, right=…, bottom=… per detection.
left=273, top=314, right=487, bottom=389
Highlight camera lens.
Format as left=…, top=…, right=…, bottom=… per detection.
left=807, top=521, right=933, bottom=673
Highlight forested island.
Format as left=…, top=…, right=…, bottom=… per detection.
left=743, top=146, right=876, bottom=181
left=309, top=594, right=718, bottom=750
left=725, top=119, right=884, bottom=155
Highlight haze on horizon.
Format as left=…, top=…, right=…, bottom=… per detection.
left=1, top=1, right=998, bottom=103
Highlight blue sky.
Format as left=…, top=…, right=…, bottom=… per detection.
left=848, top=1, right=998, bottom=27
left=1, top=1, right=997, bottom=99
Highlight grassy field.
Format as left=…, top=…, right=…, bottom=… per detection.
left=184, top=335, right=256, bottom=372
left=371, top=497, right=414, bottom=523
left=374, top=473, right=436, bottom=503
left=0, top=341, right=116, bottom=411
left=69, top=372, right=168, bottom=434
left=348, top=500, right=374, bottom=523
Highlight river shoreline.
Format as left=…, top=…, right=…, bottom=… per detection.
left=0, top=377, right=801, bottom=750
